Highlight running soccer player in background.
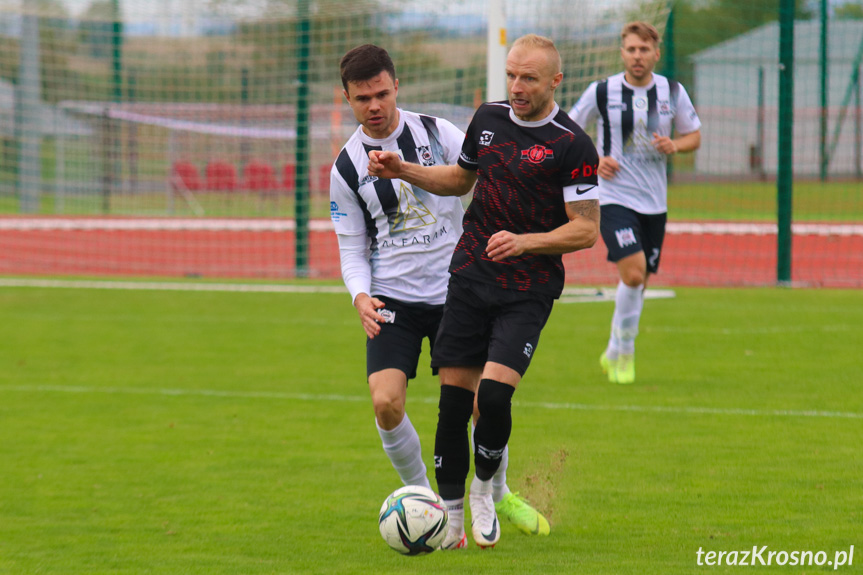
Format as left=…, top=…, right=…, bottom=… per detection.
left=569, top=21, right=701, bottom=384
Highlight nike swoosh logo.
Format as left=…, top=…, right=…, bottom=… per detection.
left=575, top=185, right=596, bottom=195
left=481, top=518, right=499, bottom=540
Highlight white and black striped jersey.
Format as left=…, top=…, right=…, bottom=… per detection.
left=569, top=72, right=701, bottom=214
left=330, top=109, right=465, bottom=305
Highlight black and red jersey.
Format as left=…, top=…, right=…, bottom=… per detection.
left=452, top=101, right=599, bottom=297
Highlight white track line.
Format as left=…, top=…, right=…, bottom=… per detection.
left=0, top=278, right=673, bottom=300
left=2, top=384, right=860, bottom=420
left=0, top=278, right=347, bottom=293
left=1, top=218, right=862, bottom=236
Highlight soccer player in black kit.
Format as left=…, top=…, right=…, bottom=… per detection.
left=368, top=34, right=600, bottom=548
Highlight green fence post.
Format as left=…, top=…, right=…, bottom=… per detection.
left=662, top=5, right=676, bottom=182
left=819, top=0, right=828, bottom=181
left=295, top=0, right=311, bottom=277
left=777, top=0, right=794, bottom=286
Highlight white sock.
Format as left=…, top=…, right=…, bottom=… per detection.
left=470, top=474, right=493, bottom=496
left=492, top=445, right=510, bottom=503
left=376, top=413, right=430, bottom=489
left=443, top=498, right=465, bottom=534
left=472, top=422, right=509, bottom=503
left=609, top=279, right=644, bottom=357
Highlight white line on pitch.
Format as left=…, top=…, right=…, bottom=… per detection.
left=2, top=384, right=860, bottom=420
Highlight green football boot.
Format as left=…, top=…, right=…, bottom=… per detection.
left=494, top=492, right=550, bottom=536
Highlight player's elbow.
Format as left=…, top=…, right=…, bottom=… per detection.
left=687, top=130, right=702, bottom=152
left=584, top=226, right=599, bottom=249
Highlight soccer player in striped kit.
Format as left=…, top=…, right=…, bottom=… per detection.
left=330, top=44, right=548, bottom=550
left=569, top=21, right=702, bottom=384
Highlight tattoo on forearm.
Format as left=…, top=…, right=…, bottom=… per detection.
left=567, top=199, right=600, bottom=222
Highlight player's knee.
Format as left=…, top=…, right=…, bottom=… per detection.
left=371, top=391, right=405, bottom=429
left=476, top=379, right=515, bottom=419
left=621, top=269, right=646, bottom=287
left=437, top=385, right=474, bottom=428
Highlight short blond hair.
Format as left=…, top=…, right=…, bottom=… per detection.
left=621, top=21, right=661, bottom=47
left=512, top=34, right=562, bottom=75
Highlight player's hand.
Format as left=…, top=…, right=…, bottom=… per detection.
left=598, top=156, right=619, bottom=180
left=652, top=133, right=677, bottom=155
left=368, top=150, right=403, bottom=179
left=485, top=230, right=525, bottom=262
left=354, top=293, right=386, bottom=339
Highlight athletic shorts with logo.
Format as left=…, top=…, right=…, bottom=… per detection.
left=366, top=296, right=443, bottom=380
left=600, top=203, right=667, bottom=274
left=430, top=274, right=555, bottom=377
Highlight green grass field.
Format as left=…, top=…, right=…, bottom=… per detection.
left=1, top=283, right=861, bottom=574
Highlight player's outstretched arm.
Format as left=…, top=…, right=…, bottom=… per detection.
left=368, top=150, right=476, bottom=197
left=484, top=199, right=600, bottom=261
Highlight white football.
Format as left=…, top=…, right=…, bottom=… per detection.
left=378, top=485, right=448, bottom=555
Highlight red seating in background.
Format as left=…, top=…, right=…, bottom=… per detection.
left=317, top=164, right=331, bottom=193
left=171, top=161, right=202, bottom=191
left=170, top=161, right=331, bottom=195
left=205, top=161, right=238, bottom=191
left=282, top=164, right=296, bottom=191
left=242, top=161, right=278, bottom=191
left=281, top=164, right=329, bottom=193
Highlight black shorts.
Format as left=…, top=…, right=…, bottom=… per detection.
left=366, top=296, right=443, bottom=380
left=600, top=204, right=667, bottom=274
left=431, top=274, right=555, bottom=377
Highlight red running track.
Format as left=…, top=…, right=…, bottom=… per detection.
left=1, top=218, right=861, bottom=287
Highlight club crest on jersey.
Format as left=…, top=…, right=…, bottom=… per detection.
left=416, top=145, right=435, bottom=166
left=659, top=100, right=672, bottom=115
left=521, top=145, right=554, bottom=164
left=479, top=130, right=495, bottom=146
left=359, top=174, right=378, bottom=186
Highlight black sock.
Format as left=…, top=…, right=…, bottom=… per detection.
left=434, top=385, right=474, bottom=500
left=474, top=379, right=514, bottom=481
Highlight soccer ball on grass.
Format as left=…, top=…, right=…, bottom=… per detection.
left=378, top=485, right=448, bottom=555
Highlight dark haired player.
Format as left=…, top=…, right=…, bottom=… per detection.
left=368, top=34, right=600, bottom=548
left=331, top=43, right=548, bottom=550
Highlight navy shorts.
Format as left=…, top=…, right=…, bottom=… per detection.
left=431, top=274, right=555, bottom=377
left=366, top=296, right=443, bottom=381
left=600, top=204, right=667, bottom=273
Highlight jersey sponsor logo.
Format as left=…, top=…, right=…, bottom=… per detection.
left=379, top=308, right=396, bottom=324
left=521, top=144, right=555, bottom=164
left=434, top=455, right=443, bottom=469
left=523, top=342, right=534, bottom=358
left=479, top=130, right=495, bottom=146
left=416, top=145, right=435, bottom=166
left=615, top=227, right=637, bottom=248
left=570, top=161, right=598, bottom=180
left=330, top=201, right=348, bottom=222
left=392, top=182, right=437, bottom=232
left=379, top=224, right=453, bottom=249
left=634, top=97, right=648, bottom=111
